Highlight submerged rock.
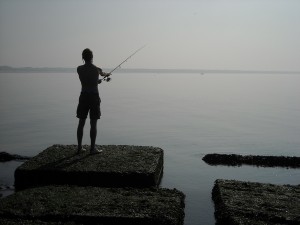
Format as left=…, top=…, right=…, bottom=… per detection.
left=0, top=152, right=31, bottom=162
left=212, top=179, right=300, bottom=225
left=203, top=153, right=300, bottom=168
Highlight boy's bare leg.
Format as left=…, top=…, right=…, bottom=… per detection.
left=90, top=119, right=97, bottom=151
left=77, top=118, right=86, bottom=153
left=90, top=119, right=102, bottom=153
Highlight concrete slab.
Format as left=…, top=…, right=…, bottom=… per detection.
left=0, top=185, right=185, bottom=225
left=203, top=153, right=300, bottom=168
left=15, top=145, right=163, bottom=189
left=212, top=179, right=300, bottom=225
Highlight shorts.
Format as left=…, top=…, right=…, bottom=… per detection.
left=76, top=92, right=101, bottom=120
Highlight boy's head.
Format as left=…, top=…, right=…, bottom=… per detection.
left=82, top=48, right=93, bottom=63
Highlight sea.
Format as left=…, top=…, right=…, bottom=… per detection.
left=0, top=71, right=300, bottom=225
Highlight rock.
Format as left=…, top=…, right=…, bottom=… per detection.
left=0, top=152, right=31, bottom=162
left=0, top=185, right=185, bottom=225
left=0, top=185, right=14, bottom=191
left=203, top=153, right=300, bottom=168
left=212, top=179, right=300, bottom=225
left=15, top=144, right=164, bottom=189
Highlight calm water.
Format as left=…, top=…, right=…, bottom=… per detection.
left=1, top=72, right=300, bottom=225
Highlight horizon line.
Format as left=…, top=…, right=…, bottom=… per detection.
left=1, top=66, right=300, bottom=74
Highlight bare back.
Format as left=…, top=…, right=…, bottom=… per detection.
left=77, top=63, right=101, bottom=93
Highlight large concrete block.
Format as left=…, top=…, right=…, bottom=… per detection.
left=15, top=145, right=163, bottom=189
left=212, top=179, right=300, bottom=225
left=0, top=185, right=185, bottom=225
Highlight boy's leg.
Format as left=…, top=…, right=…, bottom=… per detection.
left=89, top=94, right=101, bottom=154
left=77, top=118, right=86, bottom=152
left=90, top=119, right=97, bottom=151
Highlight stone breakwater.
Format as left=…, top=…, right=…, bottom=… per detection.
left=0, top=145, right=185, bottom=225
left=203, top=153, right=300, bottom=168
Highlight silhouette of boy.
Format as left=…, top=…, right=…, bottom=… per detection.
left=76, top=48, right=110, bottom=154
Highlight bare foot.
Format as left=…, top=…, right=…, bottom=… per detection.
left=77, top=146, right=86, bottom=154
left=90, top=147, right=103, bottom=154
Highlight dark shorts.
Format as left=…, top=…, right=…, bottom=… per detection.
left=76, top=92, right=101, bottom=120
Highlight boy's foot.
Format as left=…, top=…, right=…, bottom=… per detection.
left=90, top=147, right=103, bottom=154
left=77, top=147, right=86, bottom=154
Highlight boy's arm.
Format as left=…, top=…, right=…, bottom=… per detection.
left=97, top=67, right=111, bottom=77
left=97, top=67, right=111, bottom=84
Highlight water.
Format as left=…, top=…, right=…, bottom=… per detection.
left=1, top=72, right=300, bottom=224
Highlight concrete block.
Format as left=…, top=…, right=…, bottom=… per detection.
left=203, top=153, right=300, bottom=168
left=0, top=185, right=185, bottom=225
left=15, top=145, right=163, bottom=189
left=212, top=179, right=300, bottom=225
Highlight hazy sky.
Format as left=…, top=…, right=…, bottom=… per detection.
left=1, top=0, right=300, bottom=71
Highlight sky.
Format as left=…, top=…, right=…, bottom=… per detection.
left=0, top=0, right=300, bottom=71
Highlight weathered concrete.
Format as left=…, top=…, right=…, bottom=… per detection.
left=0, top=218, right=80, bottom=225
left=0, top=185, right=185, bottom=225
left=0, top=152, right=31, bottom=162
left=212, top=179, right=300, bottom=225
left=15, top=145, right=163, bottom=189
left=203, top=153, right=300, bottom=168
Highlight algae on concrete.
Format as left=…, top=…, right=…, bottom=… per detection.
left=212, top=179, right=300, bottom=225
left=0, top=185, right=185, bottom=225
left=15, top=145, right=163, bottom=189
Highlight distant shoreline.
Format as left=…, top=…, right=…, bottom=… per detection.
left=1, top=66, right=300, bottom=74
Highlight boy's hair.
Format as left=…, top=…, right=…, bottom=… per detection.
left=82, top=48, right=93, bottom=62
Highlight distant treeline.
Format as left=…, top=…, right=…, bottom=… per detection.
left=0, top=66, right=76, bottom=73
left=1, top=66, right=300, bottom=74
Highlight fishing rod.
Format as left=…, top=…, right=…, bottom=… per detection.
left=99, top=45, right=146, bottom=83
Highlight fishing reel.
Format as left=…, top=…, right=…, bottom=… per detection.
left=98, top=75, right=112, bottom=84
